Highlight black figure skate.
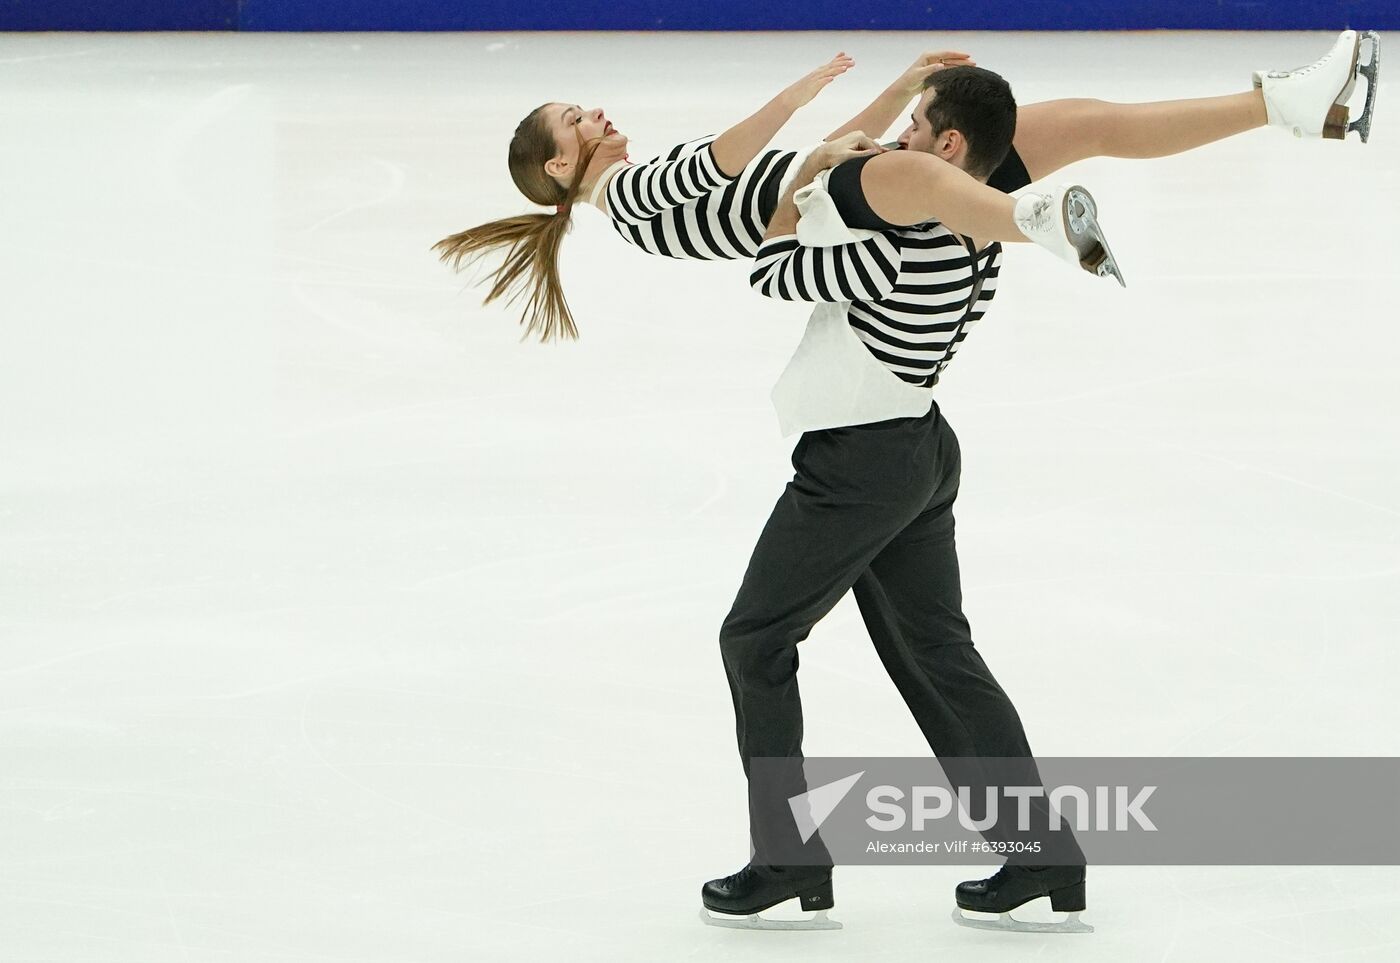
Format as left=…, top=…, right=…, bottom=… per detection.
left=699, top=863, right=841, bottom=930
left=951, top=863, right=1094, bottom=934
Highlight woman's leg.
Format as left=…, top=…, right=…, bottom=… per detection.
left=1011, top=30, right=1378, bottom=180
left=1013, top=92, right=1268, bottom=182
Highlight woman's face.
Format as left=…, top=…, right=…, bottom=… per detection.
left=542, top=103, right=629, bottom=185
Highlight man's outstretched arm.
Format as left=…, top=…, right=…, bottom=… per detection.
left=839, top=151, right=1024, bottom=244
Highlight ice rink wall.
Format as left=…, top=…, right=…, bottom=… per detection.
left=4, top=0, right=1398, bottom=31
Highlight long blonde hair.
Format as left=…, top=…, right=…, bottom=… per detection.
left=434, top=105, right=602, bottom=343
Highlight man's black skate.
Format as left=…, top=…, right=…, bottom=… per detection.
left=951, top=864, right=1093, bottom=934
left=699, top=863, right=840, bottom=930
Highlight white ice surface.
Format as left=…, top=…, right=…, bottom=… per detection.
left=1, top=29, right=1398, bottom=963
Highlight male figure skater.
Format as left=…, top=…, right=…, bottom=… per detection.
left=701, top=30, right=1380, bottom=932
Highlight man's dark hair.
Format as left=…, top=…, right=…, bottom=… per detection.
left=921, top=66, right=1017, bottom=178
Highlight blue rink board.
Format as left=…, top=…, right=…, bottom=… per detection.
left=240, top=1, right=1400, bottom=32
left=3, top=0, right=1396, bottom=32
left=1, top=0, right=234, bottom=30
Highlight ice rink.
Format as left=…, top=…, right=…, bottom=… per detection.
left=1, top=28, right=1398, bottom=962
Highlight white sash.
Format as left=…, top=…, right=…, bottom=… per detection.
left=770, top=170, right=936, bottom=437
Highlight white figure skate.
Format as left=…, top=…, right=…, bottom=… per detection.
left=1254, top=30, right=1381, bottom=142
left=1013, top=185, right=1124, bottom=287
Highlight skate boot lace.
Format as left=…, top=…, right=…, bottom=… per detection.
left=986, top=865, right=1015, bottom=886
left=1269, top=41, right=1341, bottom=80
left=725, top=865, right=757, bottom=888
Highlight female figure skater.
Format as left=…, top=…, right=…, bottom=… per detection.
left=435, top=51, right=1128, bottom=344
left=436, top=31, right=1377, bottom=340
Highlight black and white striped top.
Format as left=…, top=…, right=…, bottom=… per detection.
left=600, top=135, right=798, bottom=260
left=750, top=225, right=1002, bottom=386
left=601, top=138, right=1020, bottom=385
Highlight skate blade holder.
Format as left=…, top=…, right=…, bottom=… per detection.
left=1322, top=31, right=1379, bottom=141
left=951, top=906, right=1094, bottom=934
left=1350, top=31, right=1380, bottom=144
left=1064, top=187, right=1126, bottom=288
left=699, top=907, right=843, bottom=930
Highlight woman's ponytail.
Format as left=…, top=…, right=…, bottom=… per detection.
left=434, top=105, right=601, bottom=343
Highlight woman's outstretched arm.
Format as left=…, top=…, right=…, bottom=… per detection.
left=604, top=53, right=855, bottom=224
left=825, top=49, right=975, bottom=142
left=709, top=53, right=854, bottom=176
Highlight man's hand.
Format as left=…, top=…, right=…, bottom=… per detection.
left=810, top=131, right=885, bottom=172
left=766, top=131, right=881, bottom=240
left=777, top=52, right=856, bottom=112
left=894, top=49, right=976, bottom=97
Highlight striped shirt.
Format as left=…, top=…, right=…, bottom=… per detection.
left=750, top=225, right=1002, bottom=386
left=601, top=136, right=798, bottom=260
left=601, top=138, right=1019, bottom=385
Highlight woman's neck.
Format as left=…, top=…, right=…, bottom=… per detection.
left=582, top=157, right=633, bottom=213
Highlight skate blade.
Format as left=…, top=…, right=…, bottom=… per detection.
left=1063, top=187, right=1126, bottom=288
left=1348, top=31, right=1380, bottom=143
left=699, top=907, right=843, bottom=930
left=951, top=906, right=1094, bottom=934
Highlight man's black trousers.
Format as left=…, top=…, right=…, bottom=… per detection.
left=719, top=403, right=1082, bottom=867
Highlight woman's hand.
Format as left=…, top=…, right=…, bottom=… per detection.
left=894, top=49, right=976, bottom=97
left=778, top=52, right=856, bottom=112
left=810, top=131, right=885, bottom=171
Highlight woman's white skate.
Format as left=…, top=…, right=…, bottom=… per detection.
left=1255, top=29, right=1381, bottom=142
left=1013, top=184, right=1125, bottom=287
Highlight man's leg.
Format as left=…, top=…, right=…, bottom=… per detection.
left=706, top=411, right=945, bottom=917
left=849, top=414, right=1088, bottom=926
left=847, top=413, right=1036, bottom=760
